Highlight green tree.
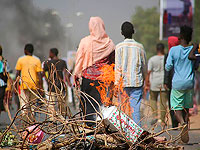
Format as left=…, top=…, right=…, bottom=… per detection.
left=194, top=0, right=200, bottom=42
left=131, top=7, right=162, bottom=59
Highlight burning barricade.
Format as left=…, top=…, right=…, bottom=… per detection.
left=0, top=64, right=184, bottom=150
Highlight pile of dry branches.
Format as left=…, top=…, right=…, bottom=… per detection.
left=0, top=69, right=184, bottom=150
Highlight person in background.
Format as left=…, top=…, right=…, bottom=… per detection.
left=164, top=36, right=180, bottom=128
left=115, top=21, right=147, bottom=126
left=43, top=48, right=71, bottom=117
left=146, top=43, right=168, bottom=125
left=165, top=25, right=194, bottom=143
left=188, top=43, right=200, bottom=70
left=74, top=17, right=115, bottom=126
left=188, top=43, right=200, bottom=115
left=0, top=45, right=11, bottom=116
left=15, top=43, right=43, bottom=120
left=181, top=0, right=192, bottom=17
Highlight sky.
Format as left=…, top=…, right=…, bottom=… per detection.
left=34, top=0, right=159, bottom=50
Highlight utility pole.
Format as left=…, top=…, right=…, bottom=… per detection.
left=159, top=0, right=164, bottom=41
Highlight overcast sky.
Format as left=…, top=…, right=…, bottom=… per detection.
left=34, top=0, right=159, bottom=50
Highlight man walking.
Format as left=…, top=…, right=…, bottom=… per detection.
left=43, top=48, right=71, bottom=117
left=146, top=43, right=168, bottom=125
left=115, top=22, right=147, bottom=126
left=15, top=43, right=43, bottom=119
left=165, top=25, right=194, bottom=143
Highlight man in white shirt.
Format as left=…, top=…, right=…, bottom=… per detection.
left=146, top=43, right=168, bottom=125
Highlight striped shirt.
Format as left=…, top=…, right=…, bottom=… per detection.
left=115, top=39, right=147, bottom=87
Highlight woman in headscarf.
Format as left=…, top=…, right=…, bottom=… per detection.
left=74, top=17, right=115, bottom=126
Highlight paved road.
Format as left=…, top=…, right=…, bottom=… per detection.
left=161, top=129, right=200, bottom=150
left=0, top=102, right=200, bottom=150
left=182, top=130, right=200, bottom=150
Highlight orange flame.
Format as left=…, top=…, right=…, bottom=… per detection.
left=90, top=83, right=95, bottom=86
left=96, top=64, right=133, bottom=117
left=96, top=64, right=115, bottom=106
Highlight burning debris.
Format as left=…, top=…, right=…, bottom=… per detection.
left=0, top=65, right=185, bottom=150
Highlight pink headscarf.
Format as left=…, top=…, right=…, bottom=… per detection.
left=75, top=17, right=115, bottom=77
left=168, top=36, right=179, bottom=51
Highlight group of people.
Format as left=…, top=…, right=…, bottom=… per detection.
left=74, top=17, right=199, bottom=143
left=0, top=16, right=199, bottom=144
left=0, top=44, right=72, bottom=120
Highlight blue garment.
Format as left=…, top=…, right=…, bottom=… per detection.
left=124, top=87, right=143, bottom=127
left=165, top=45, right=194, bottom=90
left=0, top=61, right=3, bottom=73
left=0, top=60, right=10, bottom=87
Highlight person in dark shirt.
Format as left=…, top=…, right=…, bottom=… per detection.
left=164, top=36, right=180, bottom=128
left=181, top=0, right=191, bottom=16
left=0, top=45, right=10, bottom=116
left=188, top=43, right=200, bottom=70
left=43, top=48, right=71, bottom=116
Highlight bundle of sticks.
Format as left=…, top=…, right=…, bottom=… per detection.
left=0, top=68, right=184, bottom=150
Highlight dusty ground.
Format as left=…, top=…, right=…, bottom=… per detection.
left=184, top=108, right=200, bottom=150
left=0, top=100, right=200, bottom=149
left=190, top=111, right=200, bottom=129
left=141, top=99, right=200, bottom=150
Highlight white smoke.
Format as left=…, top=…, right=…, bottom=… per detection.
left=0, top=0, right=67, bottom=69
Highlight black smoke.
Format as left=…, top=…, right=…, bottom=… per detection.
left=0, top=0, right=66, bottom=69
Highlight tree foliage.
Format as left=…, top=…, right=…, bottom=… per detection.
left=194, top=0, right=200, bottom=42
left=131, top=7, right=161, bottom=59
left=131, top=3, right=199, bottom=59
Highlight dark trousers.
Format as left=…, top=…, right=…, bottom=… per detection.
left=80, top=77, right=102, bottom=124
left=168, top=89, right=179, bottom=128
left=0, top=86, right=6, bottom=111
